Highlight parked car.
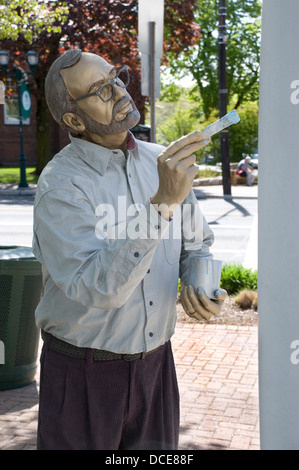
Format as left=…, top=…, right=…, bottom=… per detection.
left=250, top=154, right=258, bottom=169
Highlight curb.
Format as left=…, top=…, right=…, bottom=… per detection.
left=0, top=184, right=36, bottom=196
left=0, top=189, right=36, bottom=196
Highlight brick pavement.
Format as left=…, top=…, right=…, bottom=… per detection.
left=0, top=323, right=259, bottom=451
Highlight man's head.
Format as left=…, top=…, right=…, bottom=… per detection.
left=45, top=49, right=140, bottom=147
left=245, top=156, right=252, bottom=164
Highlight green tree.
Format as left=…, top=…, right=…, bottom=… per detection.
left=0, top=0, right=68, bottom=43
left=192, top=100, right=259, bottom=162
left=153, top=86, right=201, bottom=146
left=168, top=0, right=262, bottom=119
left=154, top=84, right=259, bottom=163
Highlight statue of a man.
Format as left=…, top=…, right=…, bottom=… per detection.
left=33, top=49, right=226, bottom=450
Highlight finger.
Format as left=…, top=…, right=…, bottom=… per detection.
left=187, top=285, right=214, bottom=321
left=164, top=152, right=197, bottom=169
left=180, top=289, right=206, bottom=321
left=197, top=288, right=222, bottom=317
left=159, top=134, right=211, bottom=162
left=180, top=286, right=197, bottom=315
left=214, top=288, right=227, bottom=303
left=161, top=139, right=210, bottom=163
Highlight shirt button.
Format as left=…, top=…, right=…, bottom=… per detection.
left=149, top=301, right=153, bottom=306
left=149, top=332, right=154, bottom=337
left=147, top=269, right=150, bottom=274
left=134, top=252, right=140, bottom=258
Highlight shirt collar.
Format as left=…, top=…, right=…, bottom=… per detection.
left=68, top=131, right=137, bottom=176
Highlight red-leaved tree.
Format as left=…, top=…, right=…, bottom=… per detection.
left=0, top=0, right=200, bottom=173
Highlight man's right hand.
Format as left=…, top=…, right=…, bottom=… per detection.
left=151, top=131, right=211, bottom=219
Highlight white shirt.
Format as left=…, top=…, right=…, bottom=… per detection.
left=32, top=133, right=214, bottom=354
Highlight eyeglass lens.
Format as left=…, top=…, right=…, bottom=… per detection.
left=97, top=68, right=129, bottom=102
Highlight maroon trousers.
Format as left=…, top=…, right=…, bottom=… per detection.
left=37, top=338, right=180, bottom=450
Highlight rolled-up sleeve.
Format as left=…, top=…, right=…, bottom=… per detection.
left=33, top=188, right=170, bottom=310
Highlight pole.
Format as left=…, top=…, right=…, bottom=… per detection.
left=218, top=0, right=231, bottom=196
left=150, top=21, right=156, bottom=143
left=16, top=69, right=28, bottom=188
left=259, top=0, right=299, bottom=449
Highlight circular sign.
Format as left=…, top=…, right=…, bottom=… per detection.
left=22, top=90, right=31, bottom=111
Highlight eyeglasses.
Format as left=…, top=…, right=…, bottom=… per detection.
left=70, top=65, right=130, bottom=104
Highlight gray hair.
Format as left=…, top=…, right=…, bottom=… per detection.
left=45, top=49, right=82, bottom=132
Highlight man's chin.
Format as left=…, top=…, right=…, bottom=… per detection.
left=118, top=108, right=141, bottom=131
left=100, top=109, right=140, bottom=136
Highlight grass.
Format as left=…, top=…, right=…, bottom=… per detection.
left=0, top=167, right=38, bottom=184
left=195, top=168, right=221, bottom=179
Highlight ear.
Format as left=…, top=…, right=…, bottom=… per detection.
left=62, top=112, right=86, bottom=133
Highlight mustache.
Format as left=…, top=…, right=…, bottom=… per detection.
left=112, top=96, right=132, bottom=116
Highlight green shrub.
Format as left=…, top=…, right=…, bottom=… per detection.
left=220, top=264, right=258, bottom=295
left=178, top=263, right=257, bottom=297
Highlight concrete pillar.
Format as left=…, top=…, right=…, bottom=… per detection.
left=259, top=0, right=299, bottom=450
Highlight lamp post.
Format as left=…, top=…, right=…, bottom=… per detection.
left=218, top=0, right=231, bottom=196
left=0, top=49, right=39, bottom=188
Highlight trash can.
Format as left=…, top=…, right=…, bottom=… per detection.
left=0, top=246, right=43, bottom=390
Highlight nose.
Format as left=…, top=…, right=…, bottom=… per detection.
left=114, top=84, right=127, bottom=102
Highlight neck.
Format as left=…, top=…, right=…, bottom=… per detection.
left=83, top=130, right=128, bottom=151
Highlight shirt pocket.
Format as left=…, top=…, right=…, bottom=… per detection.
left=163, top=237, right=182, bottom=265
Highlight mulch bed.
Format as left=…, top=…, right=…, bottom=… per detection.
left=176, top=295, right=258, bottom=327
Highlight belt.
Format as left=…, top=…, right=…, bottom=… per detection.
left=41, top=330, right=161, bottom=362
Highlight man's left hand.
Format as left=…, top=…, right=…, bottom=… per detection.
left=180, top=285, right=227, bottom=322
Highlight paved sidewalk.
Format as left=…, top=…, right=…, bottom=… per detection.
left=193, top=183, right=258, bottom=200
left=0, top=322, right=259, bottom=451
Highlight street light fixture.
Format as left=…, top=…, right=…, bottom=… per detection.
left=0, top=50, right=10, bottom=69
left=0, top=49, right=39, bottom=188
left=26, top=50, right=39, bottom=74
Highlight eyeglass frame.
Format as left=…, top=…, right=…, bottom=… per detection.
left=69, top=65, right=130, bottom=104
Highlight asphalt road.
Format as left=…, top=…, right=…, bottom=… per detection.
left=198, top=196, right=258, bottom=267
left=0, top=194, right=258, bottom=269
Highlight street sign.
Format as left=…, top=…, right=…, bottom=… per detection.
left=138, top=0, right=164, bottom=59
left=138, top=0, right=164, bottom=99
left=20, top=83, right=31, bottom=119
